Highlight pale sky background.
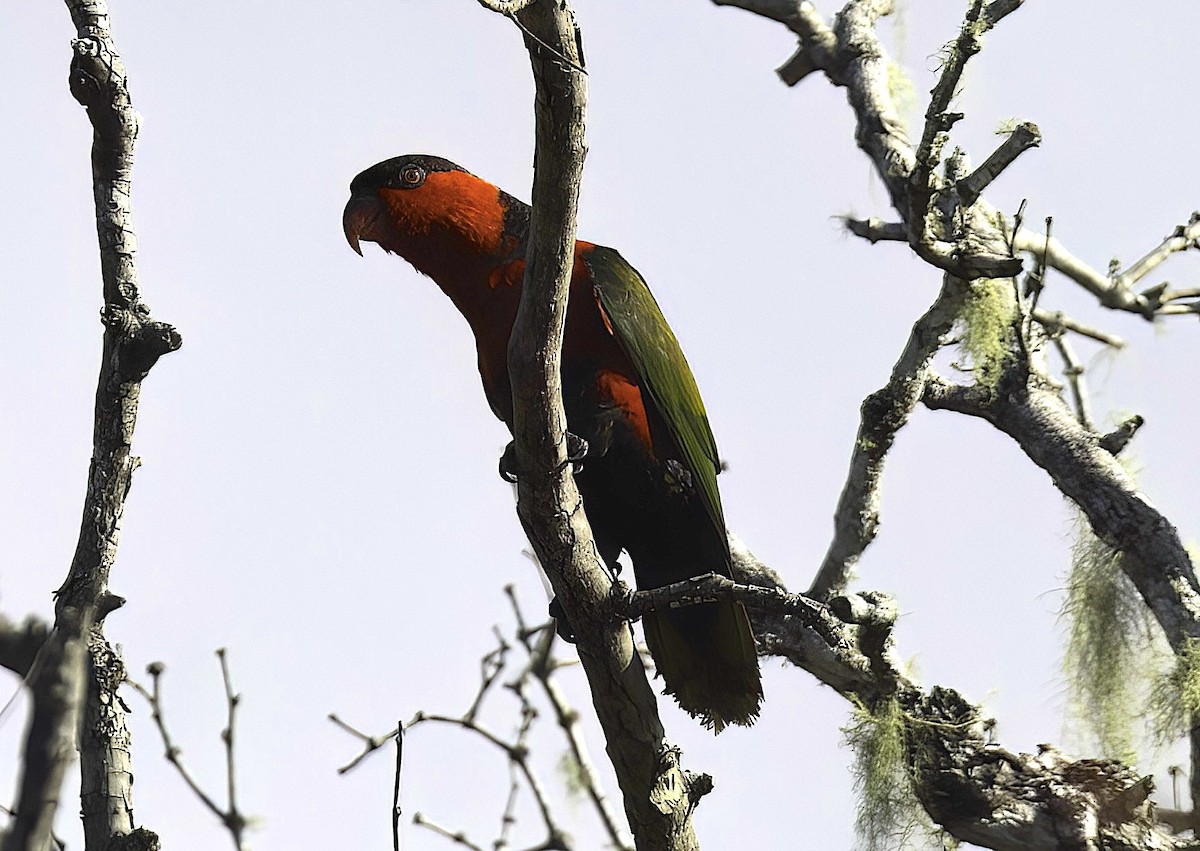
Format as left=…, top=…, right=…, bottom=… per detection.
left=3, top=2, right=1199, bottom=848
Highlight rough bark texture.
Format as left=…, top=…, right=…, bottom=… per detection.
left=720, top=544, right=1186, bottom=849
left=503, top=2, right=701, bottom=849
left=4, top=4, right=178, bottom=850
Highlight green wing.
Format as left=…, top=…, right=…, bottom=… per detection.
left=584, top=245, right=726, bottom=536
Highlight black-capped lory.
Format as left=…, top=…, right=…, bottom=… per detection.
left=343, top=155, right=762, bottom=730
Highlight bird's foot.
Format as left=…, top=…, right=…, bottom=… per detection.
left=498, top=433, right=590, bottom=483
left=561, top=432, right=589, bottom=475
left=548, top=597, right=577, bottom=644
left=608, top=578, right=637, bottom=621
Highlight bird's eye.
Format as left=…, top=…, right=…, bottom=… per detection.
left=399, top=165, right=425, bottom=187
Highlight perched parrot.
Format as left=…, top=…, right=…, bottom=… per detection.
left=343, top=154, right=762, bottom=730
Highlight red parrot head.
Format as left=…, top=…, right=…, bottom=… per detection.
left=343, top=155, right=517, bottom=279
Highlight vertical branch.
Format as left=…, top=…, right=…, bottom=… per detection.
left=392, top=723, right=403, bottom=851
left=6, top=3, right=180, bottom=851
left=495, top=1, right=701, bottom=848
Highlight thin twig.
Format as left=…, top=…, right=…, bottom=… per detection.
left=330, top=713, right=397, bottom=774
left=394, top=722, right=403, bottom=851
left=413, top=812, right=487, bottom=851
left=504, top=587, right=632, bottom=851
left=408, top=712, right=567, bottom=846
left=1014, top=212, right=1200, bottom=319
left=126, top=659, right=249, bottom=851
left=1032, top=309, right=1125, bottom=349
left=495, top=757, right=521, bottom=850
left=1049, top=333, right=1093, bottom=430
left=465, top=629, right=511, bottom=723
left=216, top=649, right=246, bottom=846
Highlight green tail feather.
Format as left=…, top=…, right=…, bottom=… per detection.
left=642, top=600, right=762, bottom=732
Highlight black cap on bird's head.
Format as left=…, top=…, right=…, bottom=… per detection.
left=347, top=154, right=470, bottom=195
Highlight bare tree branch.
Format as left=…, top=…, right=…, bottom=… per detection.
left=335, top=588, right=636, bottom=851
left=1049, top=332, right=1094, bottom=429
left=6, top=3, right=179, bottom=849
left=957, top=121, right=1041, bottom=207
left=330, top=713, right=394, bottom=775
left=704, top=0, right=1199, bottom=845
left=505, top=588, right=633, bottom=851
left=622, top=543, right=1189, bottom=849
left=408, top=710, right=568, bottom=848
left=911, top=0, right=986, bottom=224
left=216, top=650, right=247, bottom=849
left=412, top=812, right=488, bottom=851
left=478, top=2, right=706, bottom=847
left=808, top=277, right=966, bottom=600
left=1031, top=308, right=1126, bottom=349
left=841, top=216, right=907, bottom=243
left=125, top=656, right=249, bottom=851
left=720, top=0, right=1026, bottom=280
left=1013, top=213, right=1200, bottom=319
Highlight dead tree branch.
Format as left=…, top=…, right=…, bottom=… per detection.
left=505, top=588, right=633, bottom=851
left=335, top=588, right=635, bottom=851
left=718, top=0, right=1033, bottom=283
left=411, top=812, right=487, bottom=851
left=841, top=216, right=906, bottom=243
left=1031, top=308, right=1126, bottom=349
left=482, top=2, right=704, bottom=848
left=957, top=121, right=1041, bottom=207
left=615, top=542, right=1189, bottom=849
left=1014, top=213, right=1200, bottom=319
left=125, top=654, right=249, bottom=851
left=408, top=709, right=568, bottom=849
left=808, top=277, right=967, bottom=600
left=6, top=4, right=179, bottom=850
